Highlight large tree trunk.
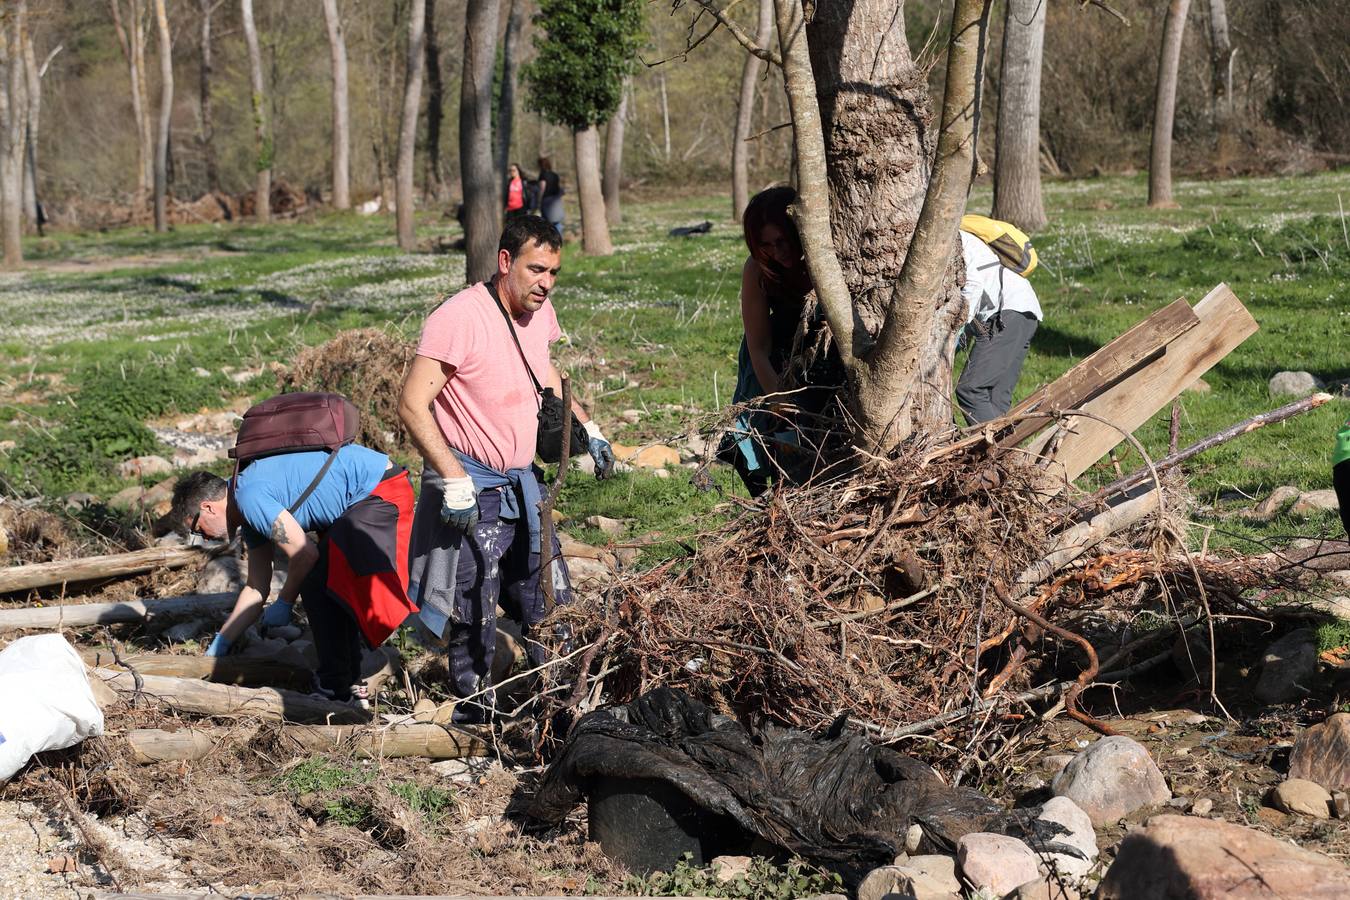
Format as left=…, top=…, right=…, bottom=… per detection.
left=991, top=0, right=1047, bottom=232
left=602, top=81, right=628, bottom=226
left=1148, top=0, right=1191, bottom=209
left=198, top=0, right=219, bottom=193
left=732, top=0, right=773, bottom=222
left=1205, top=0, right=1234, bottom=166
left=397, top=0, right=427, bottom=249
left=0, top=3, right=28, bottom=268
left=20, top=26, right=38, bottom=227
left=240, top=0, right=270, bottom=222
left=321, top=0, right=350, bottom=210
left=423, top=0, right=446, bottom=200
left=109, top=0, right=150, bottom=205
left=494, top=0, right=524, bottom=185
left=574, top=125, right=612, bottom=255
left=460, top=0, right=501, bottom=283
left=152, top=0, right=172, bottom=233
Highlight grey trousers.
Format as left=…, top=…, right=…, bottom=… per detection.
left=956, top=311, right=1038, bottom=426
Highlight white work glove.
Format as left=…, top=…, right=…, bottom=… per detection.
left=584, top=421, right=616, bottom=480
left=440, top=475, right=479, bottom=532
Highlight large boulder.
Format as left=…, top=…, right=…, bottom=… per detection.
left=1254, top=628, right=1318, bottom=704
left=1029, top=796, right=1098, bottom=879
left=1052, top=735, right=1170, bottom=827
left=1268, top=370, right=1323, bottom=397
left=1097, top=814, right=1350, bottom=898
left=1289, top=713, right=1350, bottom=791
left=956, top=833, right=1039, bottom=897
left=1290, top=489, right=1341, bottom=516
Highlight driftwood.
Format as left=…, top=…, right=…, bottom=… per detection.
left=1014, top=488, right=1163, bottom=599
left=80, top=648, right=315, bottom=692
left=123, top=722, right=491, bottom=763
left=0, top=592, right=234, bottom=632
left=0, top=545, right=205, bottom=594
left=93, top=668, right=370, bottom=725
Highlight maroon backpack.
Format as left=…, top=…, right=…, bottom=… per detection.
left=229, top=392, right=360, bottom=516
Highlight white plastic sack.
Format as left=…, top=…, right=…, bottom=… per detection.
left=0, top=634, right=105, bottom=781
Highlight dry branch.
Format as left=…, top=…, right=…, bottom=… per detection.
left=80, top=648, right=315, bottom=692
left=123, top=722, right=490, bottom=763
left=0, top=546, right=204, bottom=594
left=0, top=592, right=234, bottom=632
left=93, top=668, right=371, bottom=725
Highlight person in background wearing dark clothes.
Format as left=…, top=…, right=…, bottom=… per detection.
left=535, top=156, right=564, bottom=236
left=504, top=163, right=529, bottom=219
left=1334, top=416, right=1350, bottom=540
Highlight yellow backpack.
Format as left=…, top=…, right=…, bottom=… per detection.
left=960, top=214, right=1038, bottom=277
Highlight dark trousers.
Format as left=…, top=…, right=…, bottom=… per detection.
left=1335, top=460, right=1350, bottom=541
left=300, top=541, right=363, bottom=702
left=956, top=311, right=1039, bottom=426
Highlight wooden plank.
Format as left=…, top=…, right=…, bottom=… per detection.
left=80, top=648, right=316, bottom=692
left=1044, top=283, right=1257, bottom=483
left=124, top=722, right=491, bottom=763
left=0, top=592, right=235, bottom=632
left=0, top=545, right=204, bottom=594
left=93, top=668, right=372, bottom=725
left=1000, top=297, right=1199, bottom=448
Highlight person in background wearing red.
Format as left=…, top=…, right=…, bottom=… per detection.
left=504, top=163, right=529, bottom=220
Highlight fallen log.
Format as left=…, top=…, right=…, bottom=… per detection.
left=80, top=648, right=315, bottom=692
left=0, top=592, right=233, bottom=633
left=0, top=545, right=205, bottom=594
left=1014, top=488, right=1162, bottom=599
left=93, top=668, right=370, bottom=725
left=123, top=722, right=490, bottom=763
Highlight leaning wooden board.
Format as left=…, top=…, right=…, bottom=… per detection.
left=1040, top=283, right=1258, bottom=483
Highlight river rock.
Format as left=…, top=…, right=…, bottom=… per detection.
left=1007, top=880, right=1081, bottom=900
left=1271, top=778, right=1332, bottom=818
left=855, top=866, right=912, bottom=900
left=710, top=855, right=752, bottom=883
left=1254, top=628, right=1317, bottom=704
left=1098, top=814, right=1350, bottom=898
left=1269, top=370, right=1323, bottom=397
left=1031, top=796, right=1098, bottom=879
left=1326, top=571, right=1350, bottom=589
left=1290, top=489, right=1341, bottom=516
left=896, top=854, right=961, bottom=898
left=956, top=833, right=1039, bottom=897
left=1052, top=735, right=1170, bottom=826
left=117, top=455, right=174, bottom=479
left=584, top=515, right=625, bottom=536
left=162, top=618, right=207, bottom=643
left=564, top=555, right=613, bottom=590
left=611, top=442, right=681, bottom=469
left=195, top=555, right=243, bottom=593
left=266, top=624, right=303, bottom=642
left=1290, top=713, right=1350, bottom=791
left=1249, top=485, right=1301, bottom=520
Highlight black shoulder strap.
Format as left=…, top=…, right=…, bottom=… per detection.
left=288, top=448, right=340, bottom=515
left=487, top=279, right=545, bottom=396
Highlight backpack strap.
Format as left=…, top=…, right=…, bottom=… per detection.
left=287, top=449, right=340, bottom=516
left=486, top=279, right=545, bottom=400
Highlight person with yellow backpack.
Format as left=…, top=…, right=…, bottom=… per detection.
left=955, top=214, right=1043, bottom=425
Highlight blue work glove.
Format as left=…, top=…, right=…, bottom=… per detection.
left=440, top=475, right=480, bottom=532
left=260, top=599, right=294, bottom=628
left=584, top=421, right=616, bottom=480
left=204, top=632, right=231, bottom=657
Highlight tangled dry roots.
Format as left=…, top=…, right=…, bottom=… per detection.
left=0, top=504, right=73, bottom=564
left=278, top=328, right=417, bottom=459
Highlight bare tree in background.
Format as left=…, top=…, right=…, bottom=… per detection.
left=602, top=79, right=628, bottom=225
left=20, top=26, right=41, bottom=227
left=460, top=0, right=502, bottom=283
left=495, top=0, right=524, bottom=186
left=0, top=1, right=28, bottom=267
left=731, top=0, right=772, bottom=222
left=109, top=0, right=152, bottom=205
left=423, top=0, right=446, bottom=200
left=1204, top=0, right=1234, bottom=164
left=574, top=125, right=610, bottom=252
left=321, top=0, right=350, bottom=209
left=991, top=0, right=1048, bottom=231
left=396, top=0, right=427, bottom=250
left=241, top=0, right=270, bottom=221
left=1148, top=0, right=1191, bottom=208
left=198, top=0, right=220, bottom=193
left=152, top=0, right=173, bottom=232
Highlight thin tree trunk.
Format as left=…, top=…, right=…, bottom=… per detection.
left=658, top=68, right=671, bottom=161
left=1205, top=0, right=1234, bottom=165
left=1148, top=0, right=1191, bottom=209
left=152, top=0, right=172, bottom=232
left=397, top=0, right=427, bottom=250
left=602, top=81, right=628, bottom=226
left=109, top=0, right=149, bottom=205
left=991, top=0, right=1047, bottom=232
left=422, top=0, right=445, bottom=200
left=198, top=0, right=218, bottom=193
left=20, top=28, right=37, bottom=227
left=494, top=0, right=524, bottom=185
left=240, top=0, right=270, bottom=222
left=321, top=0, right=350, bottom=209
left=732, top=0, right=773, bottom=222
left=0, top=3, right=28, bottom=268
left=131, top=0, right=152, bottom=197
left=574, top=124, right=611, bottom=255
left=460, top=0, right=501, bottom=283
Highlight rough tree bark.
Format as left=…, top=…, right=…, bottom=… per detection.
left=1204, top=0, right=1234, bottom=165
left=602, top=80, right=628, bottom=226
left=109, top=0, right=151, bottom=205
left=423, top=0, right=446, bottom=200
left=20, top=25, right=38, bottom=227
left=773, top=0, right=989, bottom=449
left=321, top=0, right=350, bottom=209
left=240, top=0, right=271, bottom=222
left=460, top=0, right=501, bottom=283
left=574, top=124, right=612, bottom=255
left=991, top=0, right=1047, bottom=232
left=495, top=0, right=524, bottom=187
left=0, top=2, right=28, bottom=268
left=732, top=0, right=773, bottom=222
left=397, top=0, right=427, bottom=249
left=1148, top=0, right=1191, bottom=209
left=198, top=0, right=219, bottom=193
left=152, top=0, right=172, bottom=233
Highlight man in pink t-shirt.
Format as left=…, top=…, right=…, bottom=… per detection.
left=399, top=215, right=615, bottom=722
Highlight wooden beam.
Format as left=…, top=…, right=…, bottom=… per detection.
left=0, top=592, right=234, bottom=633
left=80, top=648, right=315, bottom=692
left=0, top=546, right=205, bottom=594
left=1000, top=297, right=1199, bottom=448
left=123, top=722, right=491, bottom=763
left=93, top=668, right=371, bottom=725
left=1038, top=284, right=1258, bottom=483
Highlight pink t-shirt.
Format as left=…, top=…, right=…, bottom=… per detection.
left=415, top=282, right=561, bottom=471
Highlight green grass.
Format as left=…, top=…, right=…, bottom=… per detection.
left=2, top=170, right=1348, bottom=554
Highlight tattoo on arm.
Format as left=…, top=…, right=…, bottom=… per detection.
left=270, top=515, right=291, bottom=545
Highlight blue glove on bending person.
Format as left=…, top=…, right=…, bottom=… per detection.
left=584, top=421, right=616, bottom=480
left=204, top=632, right=231, bottom=657
left=260, top=599, right=294, bottom=629
left=440, top=475, right=480, bottom=532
